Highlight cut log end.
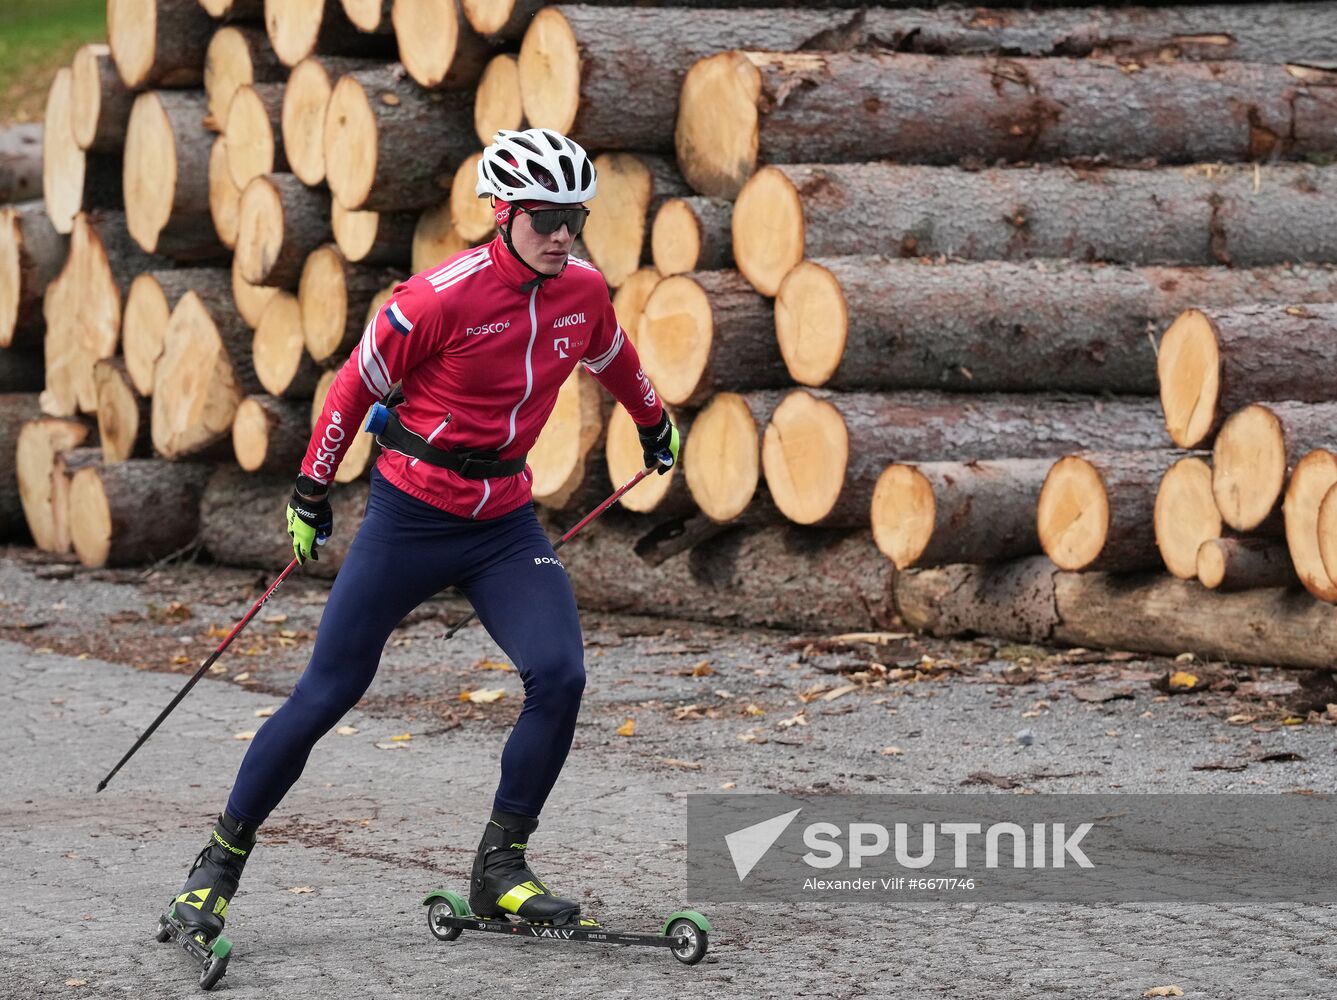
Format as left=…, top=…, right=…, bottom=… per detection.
left=582, top=153, right=652, bottom=289
left=123, top=92, right=177, bottom=254
left=70, top=43, right=118, bottom=152
left=675, top=52, right=760, bottom=201
left=637, top=275, right=713, bottom=406
left=68, top=467, right=114, bottom=567
left=43, top=69, right=84, bottom=235
left=1283, top=448, right=1337, bottom=601
left=761, top=390, right=847, bottom=526
left=1158, top=308, right=1221, bottom=449
left=1212, top=403, right=1286, bottom=531
left=1195, top=538, right=1229, bottom=590
left=529, top=370, right=602, bottom=506
left=612, top=268, right=659, bottom=348
left=324, top=75, right=379, bottom=211
left=206, top=27, right=258, bottom=126
left=209, top=137, right=242, bottom=249
left=412, top=204, right=468, bottom=273
left=1036, top=456, right=1110, bottom=571
left=233, top=395, right=300, bottom=473
left=450, top=153, right=496, bottom=243
left=475, top=53, right=523, bottom=145
left=870, top=465, right=936, bottom=570
left=1154, top=456, right=1220, bottom=579
left=606, top=404, right=677, bottom=513
left=282, top=58, right=334, bottom=186
left=343, top=0, right=390, bottom=32
left=1317, top=483, right=1337, bottom=591
left=70, top=460, right=209, bottom=567
left=683, top=392, right=761, bottom=523
left=224, top=84, right=280, bottom=190
left=265, top=0, right=328, bottom=66
left=299, top=245, right=353, bottom=362
left=93, top=359, right=146, bottom=462
left=17, top=418, right=91, bottom=551
left=733, top=166, right=803, bottom=297
left=152, top=291, right=247, bottom=458
left=650, top=198, right=706, bottom=278
left=236, top=175, right=286, bottom=285
left=775, top=260, right=847, bottom=387
left=392, top=0, right=464, bottom=89
left=253, top=292, right=312, bottom=397
left=332, top=199, right=380, bottom=263
left=517, top=8, right=580, bottom=134
left=233, top=253, right=280, bottom=328
left=107, top=0, right=157, bottom=89
left=123, top=274, right=170, bottom=397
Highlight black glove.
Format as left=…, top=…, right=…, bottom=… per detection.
left=638, top=411, right=681, bottom=476
left=286, top=475, right=332, bottom=563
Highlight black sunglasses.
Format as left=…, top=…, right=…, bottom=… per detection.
left=515, top=205, right=590, bottom=237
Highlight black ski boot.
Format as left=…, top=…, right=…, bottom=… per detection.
left=469, top=810, right=581, bottom=925
left=170, top=813, right=257, bottom=942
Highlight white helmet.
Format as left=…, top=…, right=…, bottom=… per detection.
left=476, top=128, right=597, bottom=203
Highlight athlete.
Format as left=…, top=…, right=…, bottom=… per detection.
left=167, top=128, right=681, bottom=941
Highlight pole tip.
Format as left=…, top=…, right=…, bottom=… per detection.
left=96, top=780, right=107, bottom=793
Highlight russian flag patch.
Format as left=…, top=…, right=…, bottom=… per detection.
left=386, top=301, right=414, bottom=336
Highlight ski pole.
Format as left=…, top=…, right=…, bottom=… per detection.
left=439, top=465, right=655, bottom=640
left=96, top=557, right=301, bottom=792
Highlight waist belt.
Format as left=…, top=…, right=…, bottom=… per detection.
left=371, top=405, right=527, bottom=480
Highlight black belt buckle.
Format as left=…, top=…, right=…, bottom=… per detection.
left=455, top=450, right=501, bottom=478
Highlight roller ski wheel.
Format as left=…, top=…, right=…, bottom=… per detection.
left=423, top=891, right=710, bottom=965
left=154, top=905, right=234, bottom=991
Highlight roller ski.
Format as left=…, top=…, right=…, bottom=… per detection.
left=423, top=810, right=710, bottom=965
left=154, top=813, right=256, bottom=991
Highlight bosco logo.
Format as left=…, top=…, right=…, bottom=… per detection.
left=533, top=556, right=565, bottom=568
left=466, top=321, right=510, bottom=337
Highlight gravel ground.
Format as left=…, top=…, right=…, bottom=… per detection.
left=2, top=548, right=1335, bottom=999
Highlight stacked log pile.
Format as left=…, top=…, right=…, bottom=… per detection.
left=6, top=1, right=1337, bottom=662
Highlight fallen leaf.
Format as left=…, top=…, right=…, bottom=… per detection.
left=822, top=684, right=859, bottom=702
left=691, top=659, right=715, bottom=677
left=1282, top=715, right=1306, bottom=725
left=64, top=980, right=87, bottom=988
left=233, top=672, right=250, bottom=682
left=254, top=707, right=275, bottom=718
left=616, top=718, right=636, bottom=737
left=34, top=647, right=53, bottom=654
left=475, top=659, right=512, bottom=671
left=463, top=688, right=506, bottom=703
left=389, top=732, right=412, bottom=742
left=288, top=886, right=314, bottom=894
left=776, top=711, right=807, bottom=729
left=171, top=655, right=190, bottom=665
left=1174, top=652, right=1195, bottom=663
left=234, top=731, right=255, bottom=740
left=1144, top=987, right=1184, bottom=998
left=1168, top=671, right=1199, bottom=689
left=743, top=703, right=765, bottom=716
left=881, top=746, right=903, bottom=756
left=336, top=725, right=358, bottom=736
left=208, top=663, right=226, bottom=674
left=75, top=652, right=90, bottom=660
left=374, top=741, right=409, bottom=750
left=1001, top=662, right=1035, bottom=685
left=720, top=781, right=736, bottom=790
left=263, top=613, right=288, bottom=624
left=1226, top=714, right=1254, bottom=725
left=797, top=684, right=830, bottom=703
left=660, top=757, right=700, bottom=770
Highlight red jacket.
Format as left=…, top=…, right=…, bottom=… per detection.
left=302, top=237, right=663, bottom=519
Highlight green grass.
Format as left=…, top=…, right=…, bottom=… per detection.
left=0, top=0, right=106, bottom=124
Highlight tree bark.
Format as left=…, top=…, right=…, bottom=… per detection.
left=683, top=390, right=788, bottom=523
left=51, top=447, right=104, bottom=556
left=122, top=268, right=231, bottom=397
left=0, top=394, right=42, bottom=538
left=871, top=458, right=1052, bottom=569
left=254, top=291, right=323, bottom=399
left=0, top=203, right=66, bottom=351
left=109, top=0, right=214, bottom=88
left=205, top=25, right=286, bottom=128
left=763, top=389, right=1171, bottom=527
left=282, top=56, right=383, bottom=186
left=1153, top=455, right=1223, bottom=580
left=1036, top=450, right=1200, bottom=573
left=1159, top=304, right=1337, bottom=450
left=0, top=124, right=43, bottom=204
left=124, top=91, right=227, bottom=261
left=224, top=83, right=289, bottom=189
left=209, top=137, right=243, bottom=249
left=16, top=417, right=91, bottom=552
left=651, top=196, right=732, bottom=278
left=583, top=153, right=689, bottom=288
left=680, top=50, right=1337, bottom=198
left=1198, top=537, right=1296, bottom=592
left=299, top=245, right=399, bottom=362
left=473, top=53, right=523, bottom=145
left=0, top=350, right=45, bottom=393
left=70, top=44, right=135, bottom=153
left=44, top=71, right=122, bottom=236
left=265, top=0, right=396, bottom=67
left=779, top=258, right=1337, bottom=397
left=232, top=394, right=310, bottom=474
left=637, top=271, right=788, bottom=408
left=152, top=288, right=262, bottom=458
left=517, top=5, right=857, bottom=152
left=556, top=510, right=898, bottom=632
left=392, top=0, right=492, bottom=90
left=734, top=162, right=1337, bottom=297
left=68, top=459, right=211, bottom=567
left=895, top=556, right=1337, bottom=669
left=236, top=173, right=333, bottom=287
left=325, top=65, right=475, bottom=212
left=331, top=199, right=415, bottom=266
left=200, top=465, right=366, bottom=577
left=1213, top=402, right=1337, bottom=531
left=93, top=358, right=151, bottom=462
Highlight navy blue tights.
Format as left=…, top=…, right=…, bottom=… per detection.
left=227, top=470, right=585, bottom=825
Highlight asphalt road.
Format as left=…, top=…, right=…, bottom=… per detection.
left=2, top=553, right=1335, bottom=999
